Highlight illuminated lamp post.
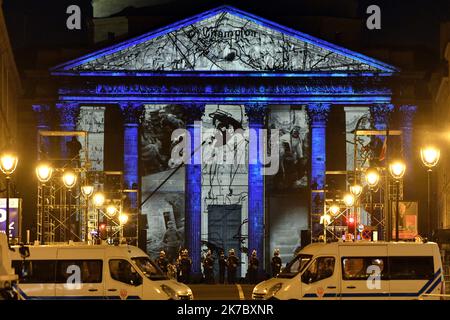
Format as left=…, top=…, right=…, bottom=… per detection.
left=106, top=204, right=117, bottom=240
left=81, top=184, right=94, bottom=241
left=93, top=192, right=105, bottom=242
left=365, top=167, right=380, bottom=238
left=118, top=213, right=129, bottom=242
left=62, top=171, right=77, bottom=241
left=389, top=160, right=406, bottom=242
left=420, top=146, right=440, bottom=238
left=0, top=151, right=18, bottom=245
left=36, top=163, right=53, bottom=244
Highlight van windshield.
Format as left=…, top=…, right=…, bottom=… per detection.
left=277, top=254, right=313, bottom=279
left=132, top=257, right=168, bottom=280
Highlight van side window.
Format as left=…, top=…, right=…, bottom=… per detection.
left=389, top=256, right=434, bottom=280
left=56, top=260, right=103, bottom=283
left=109, top=259, right=142, bottom=286
left=342, top=257, right=386, bottom=280
left=12, top=260, right=55, bottom=283
left=301, top=257, right=335, bottom=284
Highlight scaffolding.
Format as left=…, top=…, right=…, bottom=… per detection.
left=36, top=130, right=89, bottom=243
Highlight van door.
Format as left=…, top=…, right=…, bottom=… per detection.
left=55, top=249, right=105, bottom=299
left=106, top=258, right=143, bottom=300
left=300, top=256, right=340, bottom=300
left=388, top=245, right=437, bottom=299
left=339, top=245, right=389, bottom=300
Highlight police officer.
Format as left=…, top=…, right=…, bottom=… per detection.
left=218, top=251, right=227, bottom=284
left=156, top=251, right=169, bottom=274
left=271, top=249, right=282, bottom=277
left=248, top=250, right=259, bottom=284
left=227, top=249, right=239, bottom=284
left=202, top=250, right=215, bottom=284
left=178, top=249, right=192, bottom=284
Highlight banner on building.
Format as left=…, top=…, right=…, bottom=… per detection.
left=392, top=201, right=418, bottom=239
left=0, top=198, right=22, bottom=240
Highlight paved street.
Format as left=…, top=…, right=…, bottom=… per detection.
left=189, top=284, right=256, bottom=300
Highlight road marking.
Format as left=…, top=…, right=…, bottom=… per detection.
left=236, top=284, right=245, bottom=300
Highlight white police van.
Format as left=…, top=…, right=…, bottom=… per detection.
left=253, top=241, right=445, bottom=300
left=0, top=233, right=18, bottom=299
left=9, top=243, right=193, bottom=300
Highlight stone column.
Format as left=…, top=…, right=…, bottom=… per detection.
left=56, top=102, right=80, bottom=159
left=245, top=103, right=267, bottom=274
left=307, top=103, right=331, bottom=240
left=120, top=102, right=143, bottom=209
left=32, top=104, right=51, bottom=160
left=184, top=103, right=205, bottom=275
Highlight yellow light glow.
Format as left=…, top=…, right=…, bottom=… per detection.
left=62, top=171, right=77, bottom=189
left=0, top=153, right=18, bottom=175
left=420, top=146, right=440, bottom=169
left=350, top=184, right=363, bottom=197
left=93, top=192, right=105, bottom=207
left=330, top=205, right=340, bottom=216
left=343, top=193, right=355, bottom=207
left=389, top=161, right=406, bottom=180
left=36, top=164, right=53, bottom=183
left=81, top=185, right=94, bottom=198
left=365, top=168, right=380, bottom=188
left=106, top=205, right=117, bottom=217
left=119, top=213, right=129, bottom=225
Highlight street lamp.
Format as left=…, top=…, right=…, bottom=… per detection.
left=80, top=184, right=94, bottom=242
left=36, top=163, right=53, bottom=244
left=365, top=167, right=380, bottom=238
left=93, top=192, right=105, bottom=242
left=343, top=193, right=355, bottom=207
left=420, top=146, right=440, bottom=238
left=119, top=213, right=129, bottom=241
left=350, top=184, right=363, bottom=198
left=320, top=213, right=331, bottom=243
left=36, top=163, right=53, bottom=183
left=106, top=204, right=117, bottom=217
left=389, top=160, right=406, bottom=242
left=62, top=171, right=77, bottom=241
left=0, top=151, right=18, bottom=245
left=329, top=204, right=340, bottom=216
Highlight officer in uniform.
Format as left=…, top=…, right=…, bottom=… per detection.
left=218, top=251, right=227, bottom=284
left=156, top=251, right=169, bottom=274
left=202, top=250, right=215, bottom=284
left=248, top=250, right=259, bottom=284
left=271, top=249, right=282, bottom=277
left=178, top=249, right=192, bottom=284
left=227, top=249, right=239, bottom=284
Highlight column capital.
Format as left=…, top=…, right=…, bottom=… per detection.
left=120, top=102, right=144, bottom=124
left=184, top=103, right=205, bottom=124
left=399, top=105, right=417, bottom=126
left=56, top=102, right=80, bottom=127
left=307, top=103, right=331, bottom=124
left=244, top=103, right=268, bottom=123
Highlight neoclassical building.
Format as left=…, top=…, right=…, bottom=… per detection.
left=33, top=6, right=417, bottom=274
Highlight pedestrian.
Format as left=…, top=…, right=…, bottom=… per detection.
left=271, top=249, right=282, bottom=277
left=248, top=250, right=259, bottom=284
left=178, top=249, right=192, bottom=284
left=218, top=251, right=227, bottom=284
left=156, top=250, right=169, bottom=274
left=202, top=250, right=215, bottom=284
left=227, top=249, right=239, bottom=284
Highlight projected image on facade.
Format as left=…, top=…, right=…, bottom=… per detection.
left=201, top=105, right=249, bottom=269
left=77, top=106, right=105, bottom=171
left=140, top=104, right=186, bottom=262
left=267, top=105, right=309, bottom=263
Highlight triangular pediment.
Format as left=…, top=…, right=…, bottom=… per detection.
left=52, top=6, right=397, bottom=74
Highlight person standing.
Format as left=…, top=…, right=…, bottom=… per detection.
left=202, top=250, right=215, bottom=284
left=218, top=251, right=227, bottom=284
left=227, top=249, right=239, bottom=284
left=178, top=249, right=192, bottom=284
left=156, top=251, right=169, bottom=274
left=248, top=250, right=259, bottom=284
left=271, top=249, right=282, bottom=277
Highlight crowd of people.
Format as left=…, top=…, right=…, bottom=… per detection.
left=155, top=248, right=284, bottom=284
